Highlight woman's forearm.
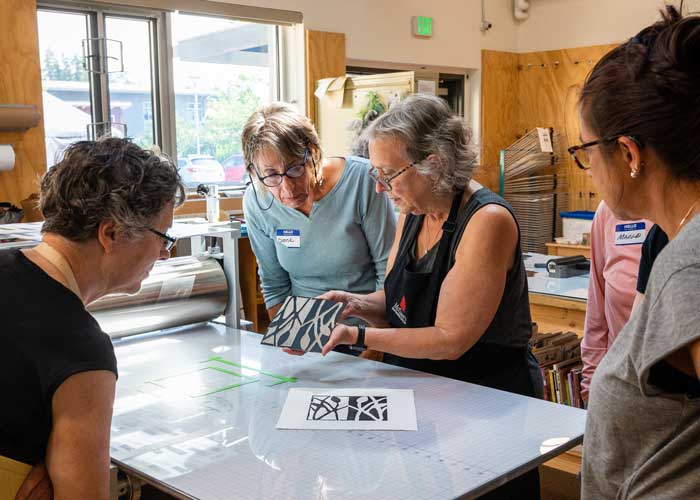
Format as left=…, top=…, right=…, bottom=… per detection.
left=365, top=325, right=466, bottom=360
left=357, top=290, right=388, bottom=326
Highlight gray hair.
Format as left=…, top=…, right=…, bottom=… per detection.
left=364, top=94, right=477, bottom=196
left=40, top=138, right=185, bottom=241
left=241, top=102, right=323, bottom=189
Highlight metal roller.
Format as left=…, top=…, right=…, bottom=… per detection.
left=88, top=255, right=228, bottom=338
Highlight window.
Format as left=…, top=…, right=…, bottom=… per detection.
left=37, top=1, right=301, bottom=188
left=105, top=15, right=157, bottom=148
left=37, top=9, right=92, bottom=167
left=171, top=13, right=278, bottom=186
left=38, top=6, right=161, bottom=165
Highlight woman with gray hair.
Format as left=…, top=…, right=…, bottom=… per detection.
left=320, top=94, right=542, bottom=497
left=241, top=102, right=396, bottom=326
left=0, top=138, right=184, bottom=499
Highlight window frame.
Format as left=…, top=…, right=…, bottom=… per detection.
left=37, top=0, right=303, bottom=190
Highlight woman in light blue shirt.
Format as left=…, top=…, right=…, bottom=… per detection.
left=242, top=102, right=396, bottom=320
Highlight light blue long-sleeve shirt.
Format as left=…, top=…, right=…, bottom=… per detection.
left=243, top=156, right=397, bottom=309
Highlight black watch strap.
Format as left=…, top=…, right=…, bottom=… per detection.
left=350, top=324, right=367, bottom=352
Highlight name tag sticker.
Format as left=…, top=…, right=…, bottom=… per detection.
left=276, top=229, right=301, bottom=248
left=614, top=222, right=646, bottom=245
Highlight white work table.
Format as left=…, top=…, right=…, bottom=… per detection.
left=523, top=252, right=589, bottom=301
left=110, top=323, right=586, bottom=500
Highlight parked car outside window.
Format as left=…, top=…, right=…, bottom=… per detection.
left=222, top=153, right=247, bottom=183
left=177, top=155, right=225, bottom=187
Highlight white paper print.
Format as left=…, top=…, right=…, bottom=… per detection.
left=277, top=388, right=417, bottom=431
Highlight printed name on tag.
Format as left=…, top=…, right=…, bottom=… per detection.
left=276, top=229, right=301, bottom=248
left=614, top=222, right=646, bottom=246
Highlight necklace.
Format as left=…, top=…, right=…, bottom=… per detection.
left=676, top=196, right=700, bottom=235
left=421, top=217, right=443, bottom=256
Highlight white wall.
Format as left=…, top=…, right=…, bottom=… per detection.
left=515, top=0, right=692, bottom=53
left=223, top=0, right=694, bottom=147
left=224, top=0, right=519, bottom=70
left=228, top=0, right=697, bottom=65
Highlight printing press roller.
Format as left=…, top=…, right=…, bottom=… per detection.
left=87, top=255, right=229, bottom=338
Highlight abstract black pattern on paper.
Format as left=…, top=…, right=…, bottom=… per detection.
left=260, top=296, right=345, bottom=353
left=306, top=395, right=388, bottom=421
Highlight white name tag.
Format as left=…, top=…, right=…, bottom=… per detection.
left=276, top=229, right=301, bottom=248
left=614, top=222, right=646, bottom=246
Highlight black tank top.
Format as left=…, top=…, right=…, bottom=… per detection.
left=383, top=188, right=543, bottom=397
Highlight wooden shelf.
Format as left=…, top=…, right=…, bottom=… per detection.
left=529, top=292, right=586, bottom=337
left=545, top=242, right=591, bottom=259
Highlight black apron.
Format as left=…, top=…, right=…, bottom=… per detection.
left=383, top=190, right=542, bottom=397
left=383, top=190, right=541, bottom=499
left=385, top=190, right=463, bottom=329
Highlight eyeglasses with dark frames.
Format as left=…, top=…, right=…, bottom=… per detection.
left=253, top=148, right=309, bottom=187
left=567, top=134, right=643, bottom=170
left=145, top=227, right=176, bottom=252
left=368, top=160, right=420, bottom=191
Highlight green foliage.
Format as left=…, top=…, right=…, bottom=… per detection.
left=176, top=74, right=262, bottom=162
left=176, top=115, right=197, bottom=158
left=42, top=49, right=88, bottom=81
left=357, top=91, right=385, bottom=129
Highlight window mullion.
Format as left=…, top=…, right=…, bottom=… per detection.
left=159, top=11, right=177, bottom=159
left=95, top=11, right=112, bottom=137
left=147, top=15, right=163, bottom=150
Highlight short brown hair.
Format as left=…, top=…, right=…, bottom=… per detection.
left=241, top=102, right=323, bottom=188
left=40, top=138, right=185, bottom=241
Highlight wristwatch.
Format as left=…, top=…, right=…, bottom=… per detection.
left=349, top=324, right=367, bottom=352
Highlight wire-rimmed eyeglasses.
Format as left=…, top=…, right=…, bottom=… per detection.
left=368, top=161, right=419, bottom=191
left=145, top=226, right=176, bottom=252
left=253, top=148, right=309, bottom=187
left=567, top=134, right=643, bottom=170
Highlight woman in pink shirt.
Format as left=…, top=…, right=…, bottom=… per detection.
left=581, top=201, right=649, bottom=400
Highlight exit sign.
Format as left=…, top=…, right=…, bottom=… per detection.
left=412, top=16, right=433, bottom=38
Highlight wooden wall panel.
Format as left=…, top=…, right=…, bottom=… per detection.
left=479, top=50, right=520, bottom=192
left=516, top=45, right=617, bottom=211
left=480, top=44, right=617, bottom=210
left=0, top=0, right=47, bottom=208
left=305, top=30, right=345, bottom=124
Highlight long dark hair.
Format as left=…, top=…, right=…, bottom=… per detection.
left=579, top=4, right=700, bottom=182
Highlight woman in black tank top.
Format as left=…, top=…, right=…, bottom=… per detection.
left=319, top=94, right=542, bottom=499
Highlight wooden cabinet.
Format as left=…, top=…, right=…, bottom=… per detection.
left=239, top=238, right=269, bottom=333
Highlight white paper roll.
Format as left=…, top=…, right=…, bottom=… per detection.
left=0, top=144, right=15, bottom=171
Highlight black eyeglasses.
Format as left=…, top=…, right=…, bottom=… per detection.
left=368, top=160, right=419, bottom=191
left=145, top=227, right=176, bottom=252
left=253, top=148, right=308, bottom=187
left=567, top=134, right=643, bottom=170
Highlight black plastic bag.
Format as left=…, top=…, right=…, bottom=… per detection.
left=0, top=202, right=23, bottom=224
